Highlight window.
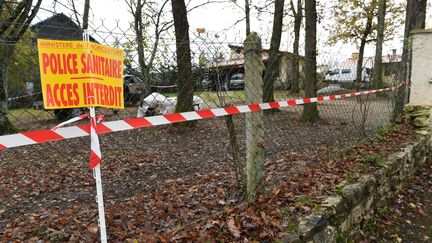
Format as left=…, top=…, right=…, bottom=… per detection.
left=231, top=73, right=244, bottom=80
left=329, top=69, right=339, bottom=75
left=341, top=69, right=351, bottom=74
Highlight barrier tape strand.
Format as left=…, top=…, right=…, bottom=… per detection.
left=0, top=87, right=394, bottom=150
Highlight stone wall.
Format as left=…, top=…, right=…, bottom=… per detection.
left=284, top=135, right=430, bottom=243
left=404, top=104, right=431, bottom=130
left=284, top=108, right=431, bottom=242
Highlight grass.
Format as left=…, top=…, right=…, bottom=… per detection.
left=8, top=108, right=53, bottom=120
left=294, top=194, right=313, bottom=204
left=162, top=90, right=298, bottom=106
left=363, top=152, right=385, bottom=166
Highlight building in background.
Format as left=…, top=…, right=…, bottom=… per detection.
left=31, top=13, right=97, bottom=42
left=206, top=44, right=305, bottom=91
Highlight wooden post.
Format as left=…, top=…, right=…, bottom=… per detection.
left=244, top=32, right=265, bottom=202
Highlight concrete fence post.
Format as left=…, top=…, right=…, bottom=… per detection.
left=244, top=32, right=266, bottom=202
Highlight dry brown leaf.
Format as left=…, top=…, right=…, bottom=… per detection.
left=227, top=217, right=241, bottom=238
left=418, top=208, right=426, bottom=216
left=59, top=217, right=68, bottom=226
left=88, top=224, right=99, bottom=234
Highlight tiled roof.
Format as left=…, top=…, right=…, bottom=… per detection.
left=336, top=55, right=402, bottom=68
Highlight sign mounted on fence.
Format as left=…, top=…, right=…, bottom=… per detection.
left=37, top=39, right=125, bottom=109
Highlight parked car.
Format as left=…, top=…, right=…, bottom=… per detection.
left=324, top=67, right=371, bottom=85
left=227, top=73, right=245, bottom=90
left=124, top=75, right=145, bottom=104
left=54, top=107, right=85, bottom=120
left=201, top=79, right=215, bottom=91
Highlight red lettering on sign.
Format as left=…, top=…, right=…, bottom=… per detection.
left=45, top=84, right=54, bottom=107
left=72, top=83, right=79, bottom=106
left=41, top=53, right=78, bottom=75
left=45, top=83, right=80, bottom=108
left=42, top=53, right=50, bottom=74
left=109, top=86, right=115, bottom=106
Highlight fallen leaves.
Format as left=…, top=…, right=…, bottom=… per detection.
left=227, top=218, right=241, bottom=238
left=0, top=118, right=419, bottom=241
left=360, top=160, right=432, bottom=242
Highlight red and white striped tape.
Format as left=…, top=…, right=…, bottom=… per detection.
left=0, top=87, right=394, bottom=150
left=51, top=113, right=103, bottom=169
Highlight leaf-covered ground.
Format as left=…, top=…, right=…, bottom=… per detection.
left=360, top=158, right=432, bottom=242
left=0, top=101, right=418, bottom=241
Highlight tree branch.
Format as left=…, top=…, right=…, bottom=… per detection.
left=0, top=0, right=27, bottom=36
left=69, top=0, right=82, bottom=28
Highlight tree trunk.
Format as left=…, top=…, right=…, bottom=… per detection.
left=244, top=32, right=265, bottom=202
left=355, top=15, right=373, bottom=88
left=0, top=47, right=18, bottom=134
left=291, top=0, right=302, bottom=93
left=301, top=0, right=318, bottom=122
left=133, top=0, right=151, bottom=98
left=224, top=115, right=245, bottom=188
left=355, top=38, right=366, bottom=89
left=82, top=0, right=90, bottom=30
left=245, top=0, right=251, bottom=35
left=393, top=0, right=427, bottom=122
left=171, top=0, right=193, bottom=113
left=263, top=0, right=284, bottom=103
left=214, top=70, right=245, bottom=189
left=0, top=0, right=41, bottom=135
left=372, top=0, right=386, bottom=89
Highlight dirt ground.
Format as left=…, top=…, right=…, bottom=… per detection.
left=0, top=96, right=396, bottom=241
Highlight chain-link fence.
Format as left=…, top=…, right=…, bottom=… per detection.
left=0, top=13, right=403, bottom=241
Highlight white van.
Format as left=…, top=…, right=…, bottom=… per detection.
left=325, top=67, right=371, bottom=84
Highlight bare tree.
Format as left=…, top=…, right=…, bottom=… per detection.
left=171, top=0, right=194, bottom=114
left=328, top=0, right=403, bottom=89
left=290, top=0, right=303, bottom=93
left=65, top=0, right=91, bottom=29
left=301, top=0, right=319, bottom=122
left=245, top=0, right=251, bottom=35
left=393, top=0, right=427, bottom=121
left=125, top=0, right=172, bottom=98
left=82, top=0, right=90, bottom=30
left=263, top=0, right=285, bottom=103
left=372, top=0, right=386, bottom=89
left=0, top=0, right=42, bottom=134
left=68, top=1, right=79, bottom=26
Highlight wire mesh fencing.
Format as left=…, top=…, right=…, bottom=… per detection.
left=0, top=14, right=404, bottom=241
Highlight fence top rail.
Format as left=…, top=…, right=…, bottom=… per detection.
left=0, top=87, right=394, bottom=150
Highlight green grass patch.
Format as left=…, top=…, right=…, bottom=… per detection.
left=162, top=90, right=296, bottom=106
left=8, top=108, right=53, bottom=120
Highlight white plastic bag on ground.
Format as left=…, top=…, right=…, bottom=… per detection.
left=137, top=92, right=204, bottom=117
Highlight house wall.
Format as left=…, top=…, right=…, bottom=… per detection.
left=230, top=47, right=244, bottom=60
left=381, top=62, right=400, bottom=85
left=410, top=29, right=432, bottom=105
left=277, top=54, right=290, bottom=88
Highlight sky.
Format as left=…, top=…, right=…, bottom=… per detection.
left=35, top=0, right=432, bottom=63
